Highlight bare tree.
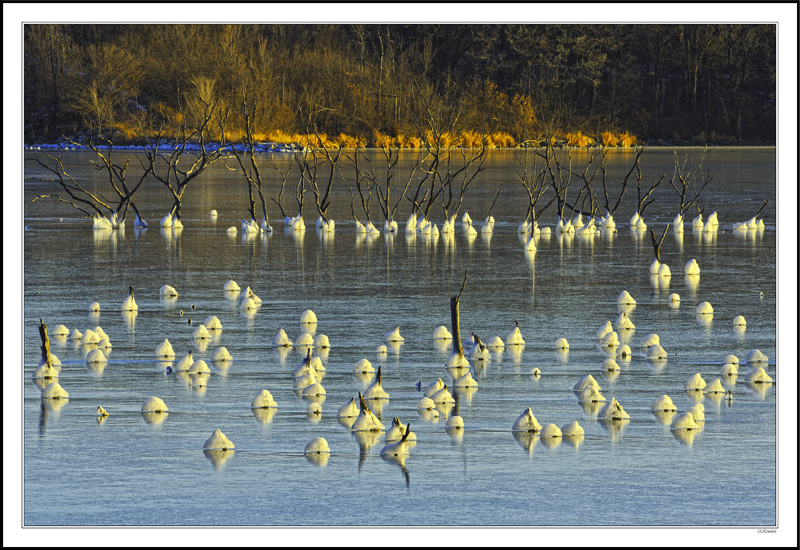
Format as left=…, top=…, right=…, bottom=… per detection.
left=529, top=142, right=651, bottom=234
left=144, top=78, right=232, bottom=228
left=288, top=149, right=309, bottom=229
left=630, top=163, right=665, bottom=229
left=480, top=183, right=503, bottom=233
left=224, top=85, right=273, bottom=233
left=533, top=144, right=643, bottom=234
left=345, top=146, right=380, bottom=234
left=600, top=146, right=645, bottom=220
left=513, top=148, right=552, bottom=233
left=538, top=140, right=577, bottom=232
left=405, top=81, right=454, bottom=231
left=567, top=147, right=612, bottom=227
left=649, top=225, right=670, bottom=273
left=358, top=146, right=427, bottom=232
left=265, top=153, right=296, bottom=223
left=29, top=128, right=153, bottom=229
left=405, top=81, right=487, bottom=234
left=668, top=147, right=713, bottom=231
left=439, top=142, right=488, bottom=232
left=307, top=128, right=343, bottom=232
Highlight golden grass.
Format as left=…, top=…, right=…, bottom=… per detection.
left=96, top=119, right=640, bottom=150
left=264, top=130, right=303, bottom=144
left=333, top=133, right=365, bottom=148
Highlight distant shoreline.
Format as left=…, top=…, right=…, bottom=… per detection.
left=23, top=141, right=777, bottom=152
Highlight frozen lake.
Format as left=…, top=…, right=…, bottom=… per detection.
left=19, top=147, right=781, bottom=531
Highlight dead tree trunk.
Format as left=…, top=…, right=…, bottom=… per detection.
left=224, top=86, right=273, bottom=227
left=38, top=319, right=52, bottom=368
left=450, top=296, right=462, bottom=355
left=650, top=225, right=670, bottom=262
left=307, top=129, right=342, bottom=224
left=450, top=270, right=468, bottom=356
left=368, top=146, right=426, bottom=228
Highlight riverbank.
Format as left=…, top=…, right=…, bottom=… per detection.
left=23, top=138, right=776, bottom=153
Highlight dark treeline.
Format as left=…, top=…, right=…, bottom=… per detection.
left=24, top=23, right=775, bottom=146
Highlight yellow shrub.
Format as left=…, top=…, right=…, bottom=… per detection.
left=264, top=130, right=299, bottom=144
left=619, top=131, right=636, bottom=147
left=565, top=131, right=593, bottom=147
left=601, top=131, right=619, bottom=147
left=372, top=130, right=394, bottom=148
left=441, top=132, right=457, bottom=148
left=223, top=128, right=245, bottom=143
left=461, top=130, right=483, bottom=148
left=110, top=122, right=139, bottom=143
left=295, top=133, right=333, bottom=148
left=405, top=135, right=423, bottom=148
left=491, top=132, right=516, bottom=148
left=334, top=133, right=361, bottom=148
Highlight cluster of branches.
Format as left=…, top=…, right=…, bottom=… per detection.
left=28, top=76, right=488, bottom=231
left=30, top=35, right=765, bottom=250
left=24, top=23, right=776, bottom=145
left=29, top=79, right=232, bottom=227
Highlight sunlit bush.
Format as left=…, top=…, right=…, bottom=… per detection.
left=404, top=135, right=423, bottom=148
left=619, top=131, right=637, bottom=147
left=264, top=130, right=300, bottom=144
left=334, top=133, right=362, bottom=148
left=372, top=130, right=394, bottom=148
left=440, top=132, right=457, bottom=148
left=601, top=131, right=620, bottom=147
left=491, top=132, right=516, bottom=148
left=461, top=131, right=484, bottom=148
left=392, top=133, right=408, bottom=148
left=565, top=131, right=593, bottom=147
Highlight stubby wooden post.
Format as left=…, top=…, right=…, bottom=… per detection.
left=38, top=318, right=52, bottom=369
left=450, top=295, right=462, bottom=356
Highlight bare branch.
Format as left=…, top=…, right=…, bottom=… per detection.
left=754, top=199, right=769, bottom=219
left=487, top=184, right=503, bottom=218
left=649, top=225, right=670, bottom=262
left=455, top=268, right=469, bottom=304
left=669, top=147, right=714, bottom=217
